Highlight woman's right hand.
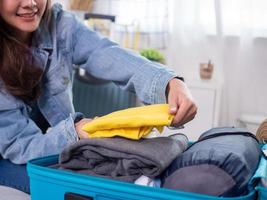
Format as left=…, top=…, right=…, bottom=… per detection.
left=75, top=118, right=93, bottom=139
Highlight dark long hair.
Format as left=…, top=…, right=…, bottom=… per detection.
left=0, top=0, right=51, bottom=102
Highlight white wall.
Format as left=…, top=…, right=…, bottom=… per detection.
left=166, top=29, right=267, bottom=128
left=51, top=0, right=69, bottom=8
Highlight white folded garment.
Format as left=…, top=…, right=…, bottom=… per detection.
left=134, top=175, right=161, bottom=187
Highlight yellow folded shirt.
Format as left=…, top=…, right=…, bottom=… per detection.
left=82, top=104, right=174, bottom=140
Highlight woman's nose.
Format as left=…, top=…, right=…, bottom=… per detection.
left=21, top=0, right=37, bottom=8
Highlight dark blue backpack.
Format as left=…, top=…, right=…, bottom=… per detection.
left=161, top=127, right=261, bottom=197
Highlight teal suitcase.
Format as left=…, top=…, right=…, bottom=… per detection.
left=254, top=144, right=267, bottom=200
left=257, top=186, right=267, bottom=200
left=27, top=155, right=257, bottom=200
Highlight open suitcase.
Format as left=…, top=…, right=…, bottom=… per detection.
left=27, top=155, right=257, bottom=200
left=257, top=186, right=267, bottom=200
left=254, top=144, right=267, bottom=200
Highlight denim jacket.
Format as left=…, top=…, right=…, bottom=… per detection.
left=0, top=4, right=176, bottom=164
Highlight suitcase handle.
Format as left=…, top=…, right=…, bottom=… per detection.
left=64, top=192, right=94, bottom=200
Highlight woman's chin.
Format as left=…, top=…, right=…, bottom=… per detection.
left=17, top=23, right=39, bottom=33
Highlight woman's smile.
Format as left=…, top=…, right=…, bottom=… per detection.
left=16, top=9, right=39, bottom=22
left=0, top=0, right=47, bottom=42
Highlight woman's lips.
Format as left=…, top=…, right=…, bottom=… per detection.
left=16, top=12, right=38, bottom=22
left=17, top=13, right=35, bottom=17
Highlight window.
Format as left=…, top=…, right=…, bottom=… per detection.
left=92, top=0, right=169, bottom=49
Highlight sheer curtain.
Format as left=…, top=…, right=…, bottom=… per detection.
left=167, top=0, right=267, bottom=126
left=221, top=0, right=267, bottom=37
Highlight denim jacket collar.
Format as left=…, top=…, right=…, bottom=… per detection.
left=32, top=23, right=53, bottom=50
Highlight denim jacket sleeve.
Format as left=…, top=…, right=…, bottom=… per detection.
left=60, top=8, right=177, bottom=104
left=0, top=91, right=78, bottom=164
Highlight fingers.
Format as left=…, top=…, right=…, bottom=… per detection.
left=167, top=78, right=197, bottom=127
left=75, top=118, right=93, bottom=139
left=168, top=87, right=197, bottom=126
left=171, top=100, right=197, bottom=127
left=78, top=130, right=90, bottom=139
left=177, top=103, right=197, bottom=125
left=168, top=85, right=179, bottom=115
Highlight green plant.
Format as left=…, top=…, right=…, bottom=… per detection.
left=140, top=48, right=165, bottom=64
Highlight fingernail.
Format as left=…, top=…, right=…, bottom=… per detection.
left=170, top=107, right=177, bottom=112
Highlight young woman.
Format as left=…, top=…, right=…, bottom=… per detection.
left=0, top=0, right=197, bottom=193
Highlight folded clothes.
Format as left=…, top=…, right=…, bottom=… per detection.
left=59, top=135, right=188, bottom=182
left=82, top=104, right=174, bottom=140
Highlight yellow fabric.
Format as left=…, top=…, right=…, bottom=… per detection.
left=82, top=104, right=174, bottom=140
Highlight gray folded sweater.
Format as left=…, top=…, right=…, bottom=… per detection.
left=59, top=135, right=188, bottom=182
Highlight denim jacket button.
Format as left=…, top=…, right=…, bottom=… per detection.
left=62, top=77, right=70, bottom=85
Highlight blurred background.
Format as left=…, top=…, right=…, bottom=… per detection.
left=52, top=0, right=267, bottom=140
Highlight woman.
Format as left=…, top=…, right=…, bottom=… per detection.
left=0, top=0, right=197, bottom=193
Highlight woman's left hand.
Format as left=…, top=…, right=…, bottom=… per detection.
left=166, top=78, right=198, bottom=127
left=75, top=118, right=93, bottom=139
